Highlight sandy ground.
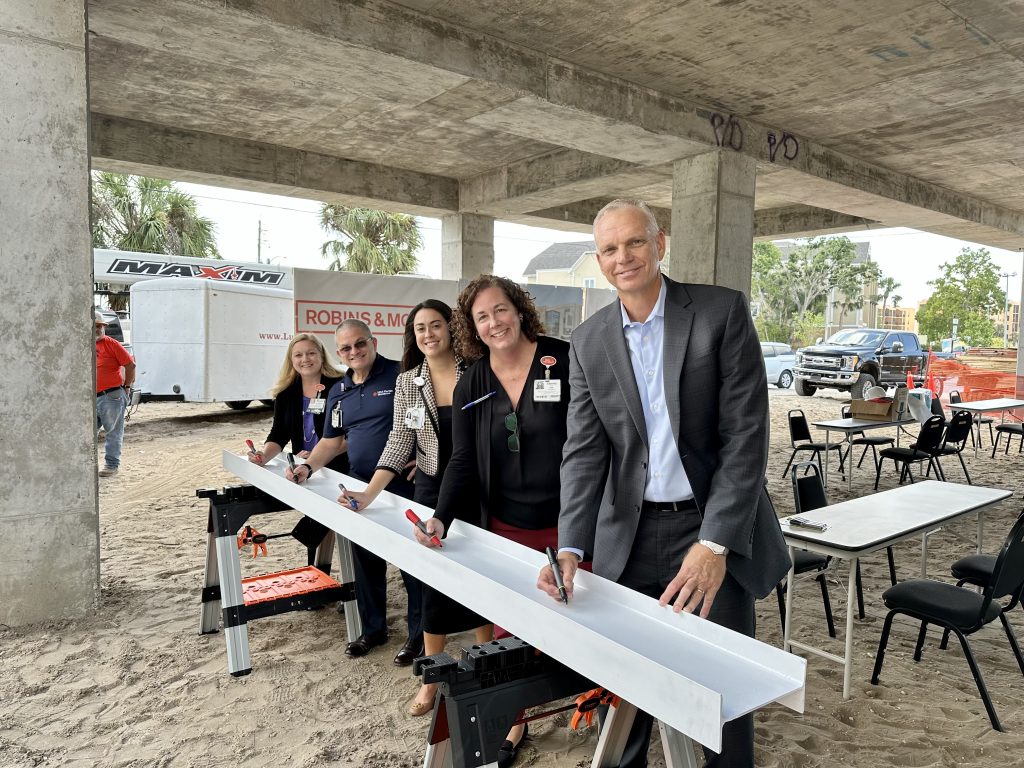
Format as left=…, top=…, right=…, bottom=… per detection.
left=1, top=387, right=1023, bottom=767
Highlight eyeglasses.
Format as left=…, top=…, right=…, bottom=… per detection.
left=504, top=411, right=520, bottom=453
left=337, top=337, right=371, bottom=355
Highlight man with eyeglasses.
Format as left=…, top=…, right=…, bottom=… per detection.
left=538, top=199, right=789, bottom=768
left=288, top=319, right=423, bottom=665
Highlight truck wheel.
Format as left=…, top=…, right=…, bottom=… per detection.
left=794, top=379, right=816, bottom=397
left=777, top=370, right=794, bottom=389
left=225, top=400, right=251, bottom=410
left=850, top=374, right=876, bottom=400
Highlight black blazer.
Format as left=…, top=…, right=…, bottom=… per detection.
left=266, top=374, right=350, bottom=474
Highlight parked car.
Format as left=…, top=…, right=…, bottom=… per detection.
left=96, top=308, right=133, bottom=357
left=762, top=341, right=796, bottom=388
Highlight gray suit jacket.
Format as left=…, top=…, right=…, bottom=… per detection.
left=559, top=277, right=790, bottom=599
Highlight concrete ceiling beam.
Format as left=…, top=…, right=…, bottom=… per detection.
left=752, top=205, right=880, bottom=240
left=460, top=149, right=672, bottom=216
left=89, top=115, right=459, bottom=217
left=226, top=0, right=1024, bottom=243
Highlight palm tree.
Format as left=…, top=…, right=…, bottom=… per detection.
left=876, top=276, right=902, bottom=327
left=91, top=173, right=220, bottom=258
left=319, top=204, right=421, bottom=274
left=91, top=173, right=220, bottom=310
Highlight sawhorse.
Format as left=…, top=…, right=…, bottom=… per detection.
left=417, top=638, right=698, bottom=768
left=196, top=484, right=362, bottom=676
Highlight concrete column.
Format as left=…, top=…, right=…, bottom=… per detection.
left=441, top=213, right=494, bottom=280
left=669, top=150, right=757, bottom=295
left=0, top=2, right=98, bottom=625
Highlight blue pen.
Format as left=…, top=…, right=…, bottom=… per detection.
left=461, top=390, right=497, bottom=410
left=338, top=483, right=359, bottom=510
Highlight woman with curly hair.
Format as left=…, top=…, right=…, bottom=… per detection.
left=411, top=275, right=570, bottom=767
left=248, top=332, right=349, bottom=474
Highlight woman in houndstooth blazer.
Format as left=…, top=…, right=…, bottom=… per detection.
left=345, top=299, right=492, bottom=716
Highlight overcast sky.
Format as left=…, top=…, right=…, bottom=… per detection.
left=177, top=182, right=1024, bottom=308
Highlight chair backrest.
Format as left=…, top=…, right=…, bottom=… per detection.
left=949, top=390, right=963, bottom=404
left=985, top=509, right=1024, bottom=611
left=841, top=405, right=851, bottom=419
left=943, top=410, right=974, bottom=448
left=930, top=397, right=946, bottom=419
left=791, top=461, right=828, bottom=514
left=914, top=414, right=947, bottom=453
left=788, top=409, right=812, bottom=445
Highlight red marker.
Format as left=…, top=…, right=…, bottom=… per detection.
left=245, top=439, right=258, bottom=456
left=405, top=509, right=442, bottom=548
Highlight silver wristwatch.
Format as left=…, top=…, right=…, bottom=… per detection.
left=699, top=539, right=728, bottom=556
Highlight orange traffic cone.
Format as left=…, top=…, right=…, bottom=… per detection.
left=906, top=372, right=915, bottom=389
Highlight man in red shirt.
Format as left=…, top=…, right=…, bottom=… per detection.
left=95, top=311, right=135, bottom=477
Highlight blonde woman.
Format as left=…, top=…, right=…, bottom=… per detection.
left=249, top=333, right=349, bottom=474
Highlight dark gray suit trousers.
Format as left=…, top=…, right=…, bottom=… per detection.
left=611, top=507, right=755, bottom=768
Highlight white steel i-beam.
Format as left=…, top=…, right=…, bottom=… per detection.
left=223, top=451, right=805, bottom=753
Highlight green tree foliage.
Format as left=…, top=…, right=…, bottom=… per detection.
left=91, top=173, right=220, bottom=258
left=752, top=236, right=878, bottom=344
left=874, top=276, right=902, bottom=320
left=916, top=247, right=1005, bottom=348
left=319, top=204, right=422, bottom=274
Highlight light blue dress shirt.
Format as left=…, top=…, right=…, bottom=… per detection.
left=620, top=277, right=694, bottom=502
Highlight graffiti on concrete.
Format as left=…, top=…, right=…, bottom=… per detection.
left=766, top=131, right=799, bottom=162
left=710, top=113, right=743, bottom=151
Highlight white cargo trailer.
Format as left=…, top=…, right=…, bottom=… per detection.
left=130, top=278, right=293, bottom=409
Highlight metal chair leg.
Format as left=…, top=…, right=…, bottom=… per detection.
left=871, top=611, right=897, bottom=684
left=957, top=451, right=972, bottom=484
left=886, top=547, right=897, bottom=586
left=950, top=626, right=1003, bottom=731
left=855, top=560, right=865, bottom=618
left=782, top=449, right=799, bottom=479
left=913, top=621, right=928, bottom=661
left=999, top=612, right=1024, bottom=677
left=817, top=573, right=837, bottom=638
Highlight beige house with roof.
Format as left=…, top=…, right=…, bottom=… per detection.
left=522, top=241, right=613, bottom=290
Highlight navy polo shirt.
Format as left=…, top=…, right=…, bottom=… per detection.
left=323, top=354, right=400, bottom=480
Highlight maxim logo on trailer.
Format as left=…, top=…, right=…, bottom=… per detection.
left=107, top=259, right=285, bottom=285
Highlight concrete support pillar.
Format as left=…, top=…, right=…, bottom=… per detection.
left=0, top=2, right=99, bottom=625
left=441, top=213, right=494, bottom=280
left=669, top=151, right=757, bottom=295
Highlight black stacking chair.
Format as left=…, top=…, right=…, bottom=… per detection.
left=950, top=390, right=994, bottom=447
left=991, top=421, right=1024, bottom=457
left=776, top=462, right=838, bottom=637
left=933, top=410, right=974, bottom=484
left=840, top=404, right=894, bottom=475
left=782, top=409, right=845, bottom=480
left=873, top=415, right=946, bottom=490
left=870, top=509, right=1024, bottom=731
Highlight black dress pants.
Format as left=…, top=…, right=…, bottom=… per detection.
left=612, top=507, right=755, bottom=768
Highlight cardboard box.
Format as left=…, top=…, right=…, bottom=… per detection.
left=849, top=387, right=909, bottom=421
left=849, top=398, right=894, bottom=420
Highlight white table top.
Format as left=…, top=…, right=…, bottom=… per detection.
left=953, top=398, right=1024, bottom=413
left=813, top=417, right=914, bottom=432
left=781, top=481, right=1012, bottom=554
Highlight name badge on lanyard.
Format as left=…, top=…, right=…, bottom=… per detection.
left=534, top=354, right=561, bottom=402
left=307, top=383, right=327, bottom=414
left=331, top=402, right=343, bottom=429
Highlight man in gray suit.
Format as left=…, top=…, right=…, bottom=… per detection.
left=538, top=199, right=789, bottom=767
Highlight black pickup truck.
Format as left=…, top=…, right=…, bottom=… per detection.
left=794, top=328, right=928, bottom=399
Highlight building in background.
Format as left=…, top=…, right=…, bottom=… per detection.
left=880, top=305, right=917, bottom=332
left=522, top=241, right=610, bottom=289
left=994, top=300, right=1020, bottom=347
